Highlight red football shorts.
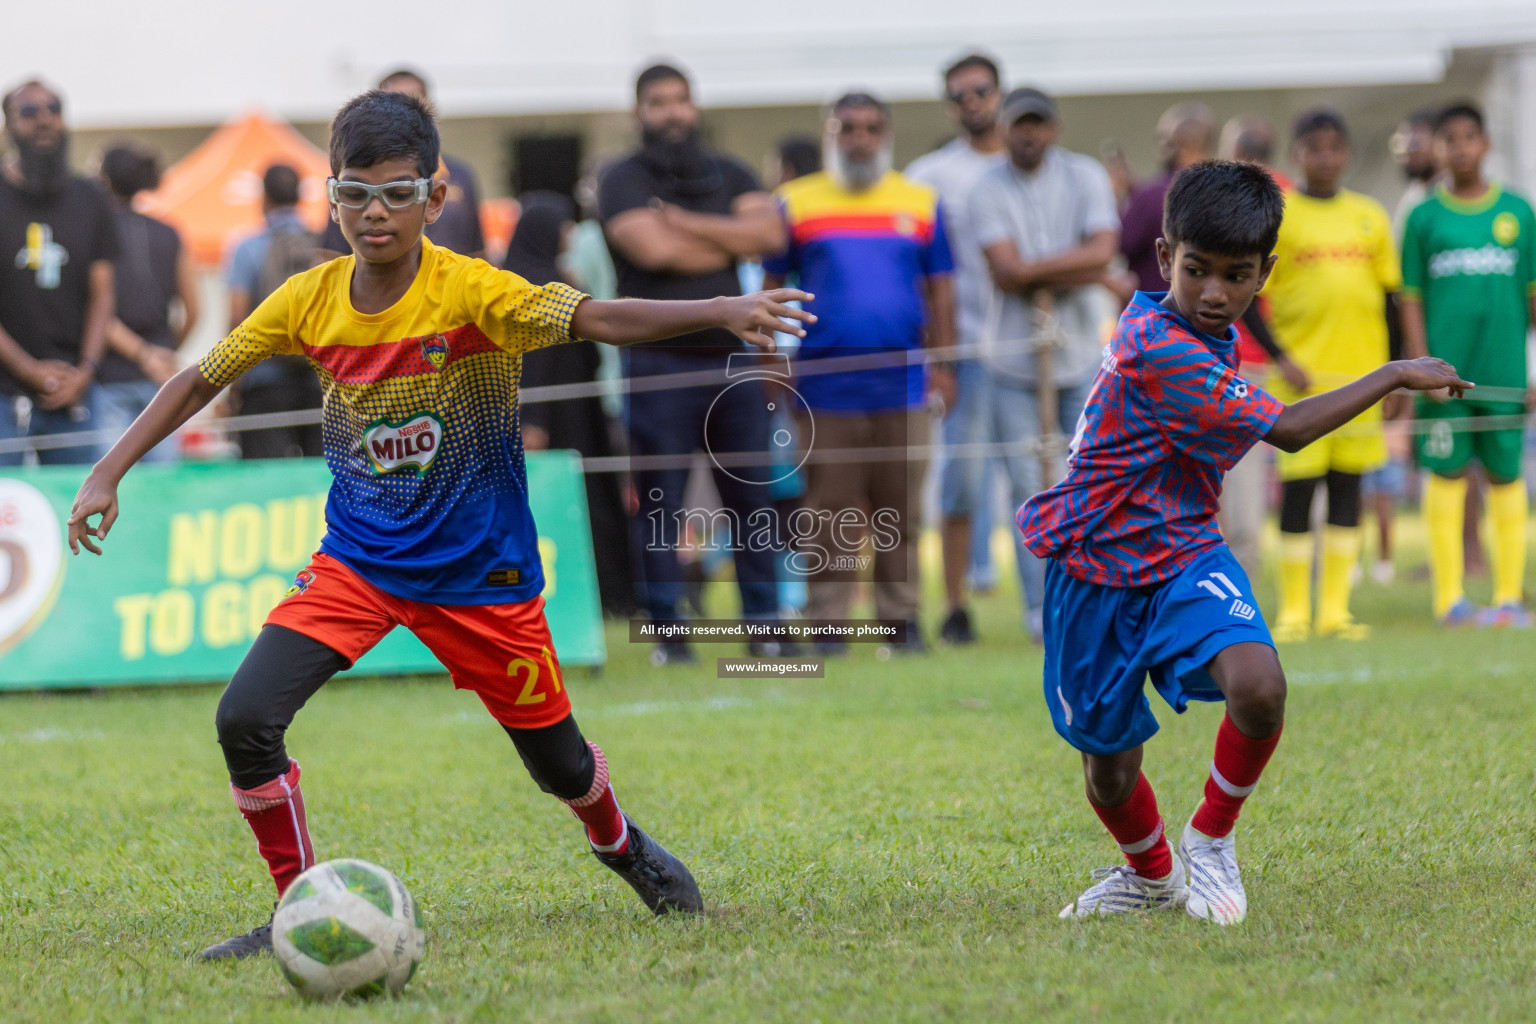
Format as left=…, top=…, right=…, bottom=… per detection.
left=266, top=552, right=572, bottom=729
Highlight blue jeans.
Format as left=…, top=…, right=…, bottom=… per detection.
left=623, top=347, right=779, bottom=623
left=0, top=389, right=101, bottom=466
left=942, top=371, right=1090, bottom=627
left=94, top=380, right=178, bottom=463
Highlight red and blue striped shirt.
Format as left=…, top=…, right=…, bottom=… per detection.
left=1018, top=292, right=1283, bottom=588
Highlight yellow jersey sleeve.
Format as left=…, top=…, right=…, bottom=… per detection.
left=197, top=281, right=303, bottom=387
left=457, top=259, right=588, bottom=356
left=1366, top=199, right=1402, bottom=292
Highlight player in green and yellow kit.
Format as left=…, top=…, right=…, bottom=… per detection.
left=1401, top=102, right=1536, bottom=628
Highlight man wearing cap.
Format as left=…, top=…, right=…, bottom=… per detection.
left=966, top=86, right=1120, bottom=640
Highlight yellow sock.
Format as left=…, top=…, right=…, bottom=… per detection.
left=1424, top=474, right=1467, bottom=618
left=1487, top=481, right=1529, bottom=607
left=1317, top=525, right=1361, bottom=631
left=1276, top=532, right=1312, bottom=628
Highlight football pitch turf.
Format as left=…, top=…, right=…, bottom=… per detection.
left=2, top=521, right=1533, bottom=1023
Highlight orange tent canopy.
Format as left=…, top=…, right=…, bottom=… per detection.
left=138, top=110, right=332, bottom=266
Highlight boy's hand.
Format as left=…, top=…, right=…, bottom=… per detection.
left=1395, top=357, right=1471, bottom=399
left=67, top=472, right=120, bottom=556
left=721, top=289, right=816, bottom=350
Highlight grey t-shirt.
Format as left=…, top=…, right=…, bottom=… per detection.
left=968, top=146, right=1119, bottom=387
left=906, top=138, right=1008, bottom=352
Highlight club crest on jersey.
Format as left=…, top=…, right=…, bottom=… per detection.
left=422, top=334, right=448, bottom=371
left=364, top=412, right=444, bottom=476
left=284, top=569, right=315, bottom=600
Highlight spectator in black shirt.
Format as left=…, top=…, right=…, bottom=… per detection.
left=317, top=68, right=484, bottom=260
left=0, top=80, right=118, bottom=465
left=598, top=63, right=788, bottom=663
left=96, top=143, right=199, bottom=462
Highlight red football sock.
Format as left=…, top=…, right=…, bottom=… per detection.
left=231, top=759, right=315, bottom=897
left=1190, top=712, right=1283, bottom=839
left=1091, top=772, right=1174, bottom=880
left=562, top=742, right=628, bottom=854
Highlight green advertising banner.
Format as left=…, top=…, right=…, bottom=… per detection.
left=0, top=451, right=605, bottom=689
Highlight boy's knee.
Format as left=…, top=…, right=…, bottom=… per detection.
left=1227, top=665, right=1287, bottom=735
left=504, top=719, right=596, bottom=801
left=215, top=689, right=286, bottom=766
left=1083, top=755, right=1141, bottom=807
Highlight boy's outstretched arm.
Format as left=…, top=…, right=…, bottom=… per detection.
left=571, top=288, right=815, bottom=350
left=67, top=365, right=225, bottom=555
left=1264, top=356, right=1469, bottom=453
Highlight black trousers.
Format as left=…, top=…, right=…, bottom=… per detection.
left=215, top=625, right=596, bottom=798
left=236, top=371, right=324, bottom=460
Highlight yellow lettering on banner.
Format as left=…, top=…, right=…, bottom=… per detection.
left=149, top=589, right=194, bottom=656
left=167, top=511, right=217, bottom=585
left=315, top=492, right=329, bottom=547
left=267, top=496, right=312, bottom=570
left=201, top=581, right=245, bottom=648
left=247, top=575, right=287, bottom=635
left=538, top=537, right=557, bottom=597
left=114, top=593, right=154, bottom=660
left=219, top=504, right=264, bottom=579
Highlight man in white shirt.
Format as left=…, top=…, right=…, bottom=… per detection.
left=906, top=54, right=1008, bottom=646
left=968, top=86, right=1121, bottom=640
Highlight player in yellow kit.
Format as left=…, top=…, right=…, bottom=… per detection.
left=1263, top=109, right=1401, bottom=641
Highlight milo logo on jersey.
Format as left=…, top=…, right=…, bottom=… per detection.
left=1428, top=245, right=1518, bottom=279
left=363, top=413, right=444, bottom=475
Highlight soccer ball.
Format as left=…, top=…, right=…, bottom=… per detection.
left=272, top=858, right=425, bottom=1000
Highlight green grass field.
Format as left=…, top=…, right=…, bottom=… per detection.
left=3, top=521, right=1534, bottom=1023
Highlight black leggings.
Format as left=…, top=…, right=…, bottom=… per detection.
left=1279, top=471, right=1362, bottom=534
left=216, top=624, right=596, bottom=798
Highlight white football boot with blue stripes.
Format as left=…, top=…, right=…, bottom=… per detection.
left=1058, top=857, right=1188, bottom=918
left=1178, top=822, right=1247, bottom=925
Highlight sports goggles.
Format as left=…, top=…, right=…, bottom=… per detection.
left=327, top=177, right=433, bottom=209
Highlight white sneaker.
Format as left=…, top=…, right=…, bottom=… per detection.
left=1370, top=560, right=1396, bottom=585
left=1177, top=823, right=1247, bottom=925
left=1059, top=859, right=1188, bottom=918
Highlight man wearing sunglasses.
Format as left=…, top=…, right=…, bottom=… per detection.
left=906, top=53, right=1008, bottom=647
left=0, top=79, right=119, bottom=465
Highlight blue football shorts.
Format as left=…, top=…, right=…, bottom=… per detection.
left=1041, top=544, right=1275, bottom=756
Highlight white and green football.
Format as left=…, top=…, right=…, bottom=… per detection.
left=272, top=858, right=425, bottom=1000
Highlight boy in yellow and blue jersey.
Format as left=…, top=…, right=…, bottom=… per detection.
left=66, top=89, right=814, bottom=961
left=1263, top=108, right=1401, bottom=642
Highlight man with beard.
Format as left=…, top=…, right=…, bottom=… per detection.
left=906, top=54, right=1008, bottom=646
left=0, top=80, right=117, bottom=465
left=968, top=86, right=1120, bottom=641
left=763, top=92, right=955, bottom=654
left=598, top=63, right=789, bottom=665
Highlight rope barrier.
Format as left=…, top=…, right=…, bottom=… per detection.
left=1, top=332, right=1529, bottom=459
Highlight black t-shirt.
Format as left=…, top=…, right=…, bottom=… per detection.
left=0, top=175, right=120, bottom=395
left=320, top=152, right=485, bottom=257
left=100, top=207, right=182, bottom=384
left=598, top=149, right=761, bottom=352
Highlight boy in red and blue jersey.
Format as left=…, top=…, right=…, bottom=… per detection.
left=65, top=90, right=814, bottom=958
left=1018, top=161, right=1468, bottom=923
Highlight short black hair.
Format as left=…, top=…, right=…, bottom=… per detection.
left=777, top=135, right=821, bottom=180
left=328, top=90, right=440, bottom=179
left=100, top=143, right=161, bottom=199
left=1403, top=106, right=1436, bottom=130
left=1163, top=159, right=1285, bottom=260
left=831, top=91, right=890, bottom=119
left=263, top=163, right=300, bottom=206
left=1293, top=106, right=1348, bottom=143
left=635, top=63, right=690, bottom=102
left=1434, top=101, right=1484, bottom=135
left=944, top=53, right=1000, bottom=88
left=378, top=68, right=429, bottom=95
